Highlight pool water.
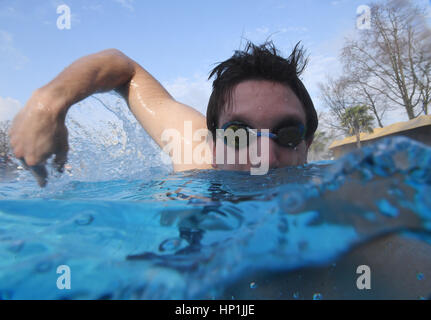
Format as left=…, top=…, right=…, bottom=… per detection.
left=0, top=97, right=430, bottom=299
left=1, top=135, right=430, bottom=299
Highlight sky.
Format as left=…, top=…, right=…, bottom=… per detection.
left=1, top=0, right=430, bottom=126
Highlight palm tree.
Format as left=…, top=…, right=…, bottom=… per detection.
left=340, top=105, right=374, bottom=149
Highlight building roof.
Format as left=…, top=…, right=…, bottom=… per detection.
left=329, top=114, right=431, bottom=149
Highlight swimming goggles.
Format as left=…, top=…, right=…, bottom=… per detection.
left=219, top=120, right=306, bottom=150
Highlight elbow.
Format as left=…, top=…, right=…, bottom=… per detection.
left=100, top=48, right=136, bottom=74
left=100, top=48, right=126, bottom=58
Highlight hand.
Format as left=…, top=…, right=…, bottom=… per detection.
left=9, top=89, right=69, bottom=187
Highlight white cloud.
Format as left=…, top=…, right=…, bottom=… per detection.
left=280, top=26, right=308, bottom=33
left=83, top=4, right=103, bottom=13
left=244, top=25, right=309, bottom=45
left=114, top=0, right=135, bottom=11
left=255, top=27, right=270, bottom=35
left=163, top=75, right=212, bottom=116
left=0, top=30, right=28, bottom=70
left=0, top=96, right=22, bottom=122
left=244, top=26, right=271, bottom=42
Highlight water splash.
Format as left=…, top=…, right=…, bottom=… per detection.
left=1, top=98, right=431, bottom=299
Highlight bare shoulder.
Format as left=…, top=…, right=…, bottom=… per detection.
left=118, top=62, right=214, bottom=171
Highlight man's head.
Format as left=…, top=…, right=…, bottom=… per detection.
left=206, top=41, right=318, bottom=170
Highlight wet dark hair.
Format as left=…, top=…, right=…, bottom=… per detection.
left=206, top=41, right=318, bottom=144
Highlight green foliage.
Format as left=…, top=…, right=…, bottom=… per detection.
left=340, top=105, right=374, bottom=136
left=340, top=105, right=374, bottom=148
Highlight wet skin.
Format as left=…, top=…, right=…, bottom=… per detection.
left=212, top=80, right=312, bottom=171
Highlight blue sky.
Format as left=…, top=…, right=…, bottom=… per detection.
left=1, top=0, right=430, bottom=124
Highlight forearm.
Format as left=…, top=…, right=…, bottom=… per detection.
left=38, top=49, right=136, bottom=118
left=13, top=47, right=211, bottom=175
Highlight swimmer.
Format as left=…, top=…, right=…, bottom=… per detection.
left=8, top=41, right=317, bottom=187
left=8, top=42, right=431, bottom=298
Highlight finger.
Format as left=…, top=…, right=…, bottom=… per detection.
left=53, top=143, right=68, bottom=173
left=20, top=158, right=48, bottom=187
left=19, top=157, right=29, bottom=170
left=30, top=164, right=48, bottom=187
left=53, top=152, right=67, bottom=173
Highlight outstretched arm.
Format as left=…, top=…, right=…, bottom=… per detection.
left=9, top=49, right=211, bottom=186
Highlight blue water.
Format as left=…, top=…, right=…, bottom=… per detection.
left=1, top=97, right=431, bottom=299
left=1, top=135, right=431, bottom=299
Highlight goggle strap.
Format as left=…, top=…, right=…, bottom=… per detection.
left=255, top=131, right=277, bottom=139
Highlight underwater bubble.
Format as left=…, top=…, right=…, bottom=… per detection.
left=416, top=273, right=424, bottom=281
left=250, top=282, right=257, bottom=289
left=313, top=293, right=322, bottom=300
left=7, top=240, right=24, bottom=253
left=35, top=260, right=53, bottom=273
left=159, top=238, right=183, bottom=252
left=279, top=189, right=304, bottom=213
left=74, top=212, right=95, bottom=226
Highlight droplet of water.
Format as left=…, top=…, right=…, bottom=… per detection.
left=313, top=293, right=322, bottom=300
left=74, top=213, right=94, bottom=226
left=159, top=238, right=183, bottom=252
left=250, top=282, right=257, bottom=289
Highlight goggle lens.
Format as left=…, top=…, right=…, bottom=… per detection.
left=220, top=121, right=306, bottom=150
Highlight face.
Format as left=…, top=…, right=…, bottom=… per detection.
left=212, top=80, right=312, bottom=171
